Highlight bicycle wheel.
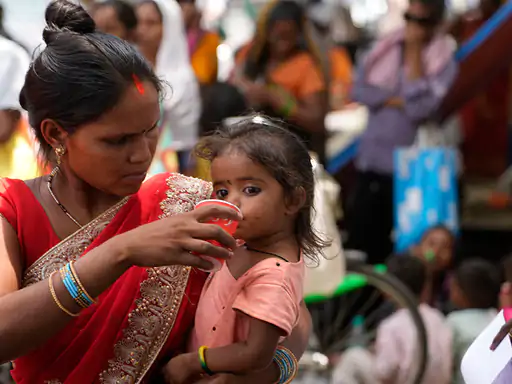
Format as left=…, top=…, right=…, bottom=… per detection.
left=302, top=262, right=428, bottom=384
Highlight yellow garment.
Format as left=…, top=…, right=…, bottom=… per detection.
left=191, top=32, right=220, bottom=85
left=0, top=124, right=39, bottom=179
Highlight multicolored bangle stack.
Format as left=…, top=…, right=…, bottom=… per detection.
left=273, top=346, right=298, bottom=384
left=198, top=345, right=214, bottom=376
left=48, top=261, right=96, bottom=317
left=60, top=262, right=96, bottom=309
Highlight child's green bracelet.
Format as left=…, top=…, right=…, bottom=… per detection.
left=198, top=345, right=214, bottom=376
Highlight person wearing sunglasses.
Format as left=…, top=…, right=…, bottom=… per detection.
left=345, top=0, right=457, bottom=267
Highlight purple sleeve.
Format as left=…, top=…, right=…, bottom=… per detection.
left=401, top=59, right=458, bottom=123
left=350, top=65, right=394, bottom=110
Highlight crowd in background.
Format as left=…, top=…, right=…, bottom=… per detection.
left=1, top=0, right=512, bottom=383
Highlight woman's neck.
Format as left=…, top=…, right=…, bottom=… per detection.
left=51, top=167, right=123, bottom=223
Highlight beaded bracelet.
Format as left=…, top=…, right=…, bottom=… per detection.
left=273, top=346, right=298, bottom=384
left=48, top=271, right=79, bottom=317
left=60, top=262, right=95, bottom=309
left=198, top=346, right=214, bottom=376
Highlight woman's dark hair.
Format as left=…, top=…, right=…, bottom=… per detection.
left=454, top=258, right=500, bottom=309
left=244, top=0, right=322, bottom=80
left=387, top=254, right=427, bottom=298
left=195, top=114, right=330, bottom=263
left=95, top=0, right=138, bottom=32
left=20, top=0, right=162, bottom=163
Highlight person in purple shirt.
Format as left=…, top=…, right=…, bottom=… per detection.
left=345, top=0, right=457, bottom=265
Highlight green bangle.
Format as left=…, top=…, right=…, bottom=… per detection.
left=198, top=346, right=214, bottom=376
left=279, top=96, right=296, bottom=118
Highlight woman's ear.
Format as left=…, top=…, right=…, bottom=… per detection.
left=40, top=119, right=69, bottom=150
left=284, top=186, right=307, bottom=215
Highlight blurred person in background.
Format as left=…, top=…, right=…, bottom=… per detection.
left=307, top=1, right=354, bottom=111
left=448, top=0, right=508, bottom=178
left=448, top=259, right=500, bottom=384
left=136, top=0, right=200, bottom=176
left=232, top=0, right=327, bottom=162
left=177, top=0, right=220, bottom=85
left=0, top=4, right=39, bottom=179
left=332, top=255, right=452, bottom=384
left=345, top=0, right=457, bottom=265
left=92, top=0, right=138, bottom=42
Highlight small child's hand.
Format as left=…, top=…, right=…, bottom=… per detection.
left=163, top=353, right=202, bottom=384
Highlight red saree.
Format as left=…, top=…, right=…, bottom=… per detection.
left=0, top=173, right=212, bottom=383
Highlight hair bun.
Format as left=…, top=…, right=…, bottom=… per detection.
left=43, top=0, right=96, bottom=44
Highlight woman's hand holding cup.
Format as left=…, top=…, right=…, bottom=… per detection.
left=111, top=203, right=243, bottom=270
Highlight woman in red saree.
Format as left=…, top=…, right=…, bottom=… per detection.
left=0, top=1, right=308, bottom=383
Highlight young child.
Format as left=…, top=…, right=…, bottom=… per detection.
left=412, top=225, right=455, bottom=311
left=448, top=258, right=500, bottom=384
left=163, top=115, right=328, bottom=382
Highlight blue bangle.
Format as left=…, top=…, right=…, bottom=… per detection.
left=60, top=264, right=92, bottom=308
left=273, top=347, right=298, bottom=384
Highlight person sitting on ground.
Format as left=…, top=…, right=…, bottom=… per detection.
left=448, top=258, right=500, bottom=384
left=411, top=224, right=455, bottom=311
left=332, top=254, right=453, bottom=384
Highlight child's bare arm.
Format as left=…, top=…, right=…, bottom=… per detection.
left=205, top=317, right=284, bottom=373
left=163, top=317, right=284, bottom=383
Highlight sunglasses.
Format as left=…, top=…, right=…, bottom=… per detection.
left=403, top=12, right=437, bottom=26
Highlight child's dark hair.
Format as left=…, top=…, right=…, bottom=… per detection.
left=195, top=114, right=330, bottom=263
left=386, top=254, right=427, bottom=298
left=420, top=224, right=454, bottom=243
left=455, top=258, right=500, bottom=309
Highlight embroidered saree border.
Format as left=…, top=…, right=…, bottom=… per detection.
left=22, top=197, right=130, bottom=287
left=99, top=174, right=213, bottom=384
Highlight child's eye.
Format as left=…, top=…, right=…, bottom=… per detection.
left=215, top=189, right=228, bottom=199
left=243, top=186, right=261, bottom=195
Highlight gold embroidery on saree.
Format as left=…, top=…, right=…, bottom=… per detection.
left=22, top=197, right=129, bottom=287
left=99, top=174, right=212, bottom=384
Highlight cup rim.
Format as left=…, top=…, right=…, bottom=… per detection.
left=195, top=199, right=241, bottom=213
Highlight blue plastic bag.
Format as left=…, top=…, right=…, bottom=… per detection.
left=394, top=147, right=459, bottom=253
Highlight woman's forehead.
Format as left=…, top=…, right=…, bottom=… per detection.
left=86, top=83, right=160, bottom=134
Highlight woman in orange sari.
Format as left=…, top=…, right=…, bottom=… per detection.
left=232, top=0, right=327, bottom=161
left=178, top=0, right=220, bottom=85
left=0, top=2, right=308, bottom=383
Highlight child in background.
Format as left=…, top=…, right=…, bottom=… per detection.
left=448, top=259, right=500, bottom=384
left=163, top=115, right=328, bottom=382
left=412, top=225, right=455, bottom=311
left=332, top=255, right=452, bottom=384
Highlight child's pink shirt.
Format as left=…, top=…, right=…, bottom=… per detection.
left=189, top=257, right=304, bottom=350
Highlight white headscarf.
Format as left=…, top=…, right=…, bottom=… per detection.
left=152, top=0, right=201, bottom=152
left=0, top=35, right=29, bottom=111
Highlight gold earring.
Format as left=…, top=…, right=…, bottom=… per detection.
left=55, top=145, right=66, bottom=166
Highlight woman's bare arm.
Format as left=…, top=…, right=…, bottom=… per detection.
left=268, top=92, right=327, bottom=134
left=0, top=217, right=129, bottom=363
left=0, top=204, right=240, bottom=363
